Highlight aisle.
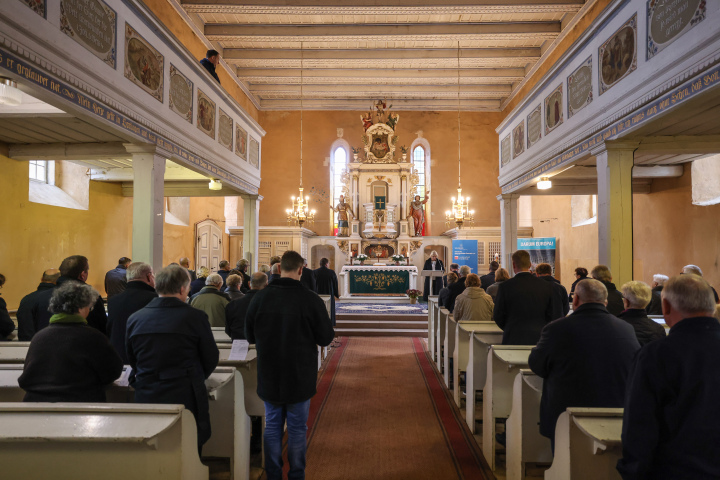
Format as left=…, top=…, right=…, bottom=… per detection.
left=304, top=337, right=491, bottom=480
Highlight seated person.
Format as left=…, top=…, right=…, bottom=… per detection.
left=190, top=266, right=209, bottom=297
left=127, top=265, right=219, bottom=453
left=438, top=272, right=458, bottom=308
left=18, top=282, right=123, bottom=402
left=453, top=273, right=494, bottom=321
left=618, top=281, right=666, bottom=346
left=224, top=274, right=245, bottom=301
left=485, top=267, right=510, bottom=301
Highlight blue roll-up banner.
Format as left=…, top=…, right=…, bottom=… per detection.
left=517, top=237, right=557, bottom=273
left=451, top=240, right=478, bottom=274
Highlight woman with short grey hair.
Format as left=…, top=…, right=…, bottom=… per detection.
left=618, top=281, right=666, bottom=346
left=19, top=282, right=123, bottom=402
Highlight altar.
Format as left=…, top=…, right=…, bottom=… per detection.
left=339, top=265, right=418, bottom=299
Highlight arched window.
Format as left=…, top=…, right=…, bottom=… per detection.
left=329, top=142, right=349, bottom=235
left=413, top=146, right=426, bottom=197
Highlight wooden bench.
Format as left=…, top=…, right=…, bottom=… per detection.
left=545, top=408, right=624, bottom=480
left=464, top=330, right=504, bottom=432
left=453, top=321, right=502, bottom=406
left=427, top=295, right=440, bottom=361
left=217, top=344, right=264, bottom=417
left=506, top=369, right=552, bottom=480
left=443, top=314, right=458, bottom=388
left=0, top=364, right=252, bottom=480
left=0, top=403, right=209, bottom=479
left=436, top=308, right=450, bottom=371
left=213, top=327, right=232, bottom=343
left=0, top=342, right=29, bottom=364
left=482, top=345, right=533, bottom=470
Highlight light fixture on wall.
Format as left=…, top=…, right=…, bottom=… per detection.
left=537, top=176, right=552, bottom=190
left=0, top=78, right=22, bottom=106
left=286, top=42, right=316, bottom=228
left=446, top=43, right=474, bottom=229
left=208, top=179, right=222, bottom=191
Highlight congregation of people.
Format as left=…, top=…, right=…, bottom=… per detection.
left=0, top=250, right=337, bottom=480
left=430, top=249, right=720, bottom=479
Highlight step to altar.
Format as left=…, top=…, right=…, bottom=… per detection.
left=335, top=314, right=428, bottom=337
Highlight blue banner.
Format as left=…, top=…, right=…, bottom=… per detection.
left=451, top=240, right=478, bottom=274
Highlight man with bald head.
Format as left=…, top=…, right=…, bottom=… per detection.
left=16, top=268, right=61, bottom=340
left=179, top=257, right=197, bottom=281
left=617, top=275, right=720, bottom=479
left=529, top=279, right=640, bottom=449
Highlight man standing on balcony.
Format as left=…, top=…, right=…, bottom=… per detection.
left=200, top=49, right=220, bottom=84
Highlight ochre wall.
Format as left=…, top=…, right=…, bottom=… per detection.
left=259, top=110, right=504, bottom=236
left=530, top=166, right=720, bottom=292
left=141, top=0, right=259, bottom=121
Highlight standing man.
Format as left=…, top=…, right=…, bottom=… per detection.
left=127, top=265, right=219, bottom=453
left=333, top=195, right=354, bottom=237
left=480, top=261, right=499, bottom=291
left=200, top=49, right=220, bottom=83
left=235, top=259, right=251, bottom=292
left=246, top=251, right=335, bottom=480
left=56, top=255, right=107, bottom=335
left=493, top=250, right=555, bottom=345
left=617, top=274, right=720, bottom=479
left=422, top=250, right=444, bottom=301
left=536, top=263, right=570, bottom=318
left=179, top=257, right=197, bottom=281
left=529, top=279, right=640, bottom=449
left=225, top=272, right=267, bottom=340
left=300, top=259, right=317, bottom=292
left=107, top=262, right=157, bottom=363
left=314, top=257, right=339, bottom=327
left=16, top=268, right=60, bottom=341
left=217, top=260, right=231, bottom=289
left=105, top=257, right=131, bottom=299
left=590, top=265, right=624, bottom=316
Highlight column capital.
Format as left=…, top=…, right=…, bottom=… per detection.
left=590, top=140, right=640, bottom=157
left=497, top=193, right=519, bottom=201
left=124, top=142, right=172, bottom=158
left=240, top=193, right=263, bottom=202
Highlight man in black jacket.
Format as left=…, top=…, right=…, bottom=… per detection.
left=314, top=257, right=339, bottom=326
left=493, top=250, right=555, bottom=345
left=107, top=262, right=157, bottom=363
left=590, top=264, right=624, bottom=316
left=226, top=272, right=267, bottom=340
left=104, top=257, right=131, bottom=299
left=16, top=268, right=60, bottom=341
left=235, top=259, right=251, bottom=293
left=446, top=265, right=470, bottom=313
left=617, top=274, right=720, bottom=480
left=618, top=281, right=666, bottom=346
left=246, top=251, right=335, bottom=480
left=127, top=265, right=219, bottom=453
left=536, top=263, right=570, bottom=319
left=300, top=259, right=317, bottom=292
left=529, top=279, right=640, bottom=449
left=480, top=261, right=499, bottom=291
left=645, top=273, right=667, bottom=315
left=200, top=49, right=220, bottom=83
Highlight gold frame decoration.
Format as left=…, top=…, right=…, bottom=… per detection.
left=124, top=23, right=163, bottom=102
left=218, top=108, right=233, bottom=151
left=196, top=88, right=216, bottom=139
left=169, top=64, right=193, bottom=122
left=512, top=122, right=525, bottom=159
left=363, top=123, right=397, bottom=163
left=235, top=125, right=248, bottom=161
left=544, top=84, right=563, bottom=135
left=60, top=0, right=116, bottom=68
left=599, top=14, right=637, bottom=96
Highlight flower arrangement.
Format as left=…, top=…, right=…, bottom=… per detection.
left=390, top=254, right=405, bottom=263
left=356, top=253, right=368, bottom=264
left=406, top=289, right=422, bottom=299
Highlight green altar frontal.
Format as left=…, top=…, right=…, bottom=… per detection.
left=349, top=269, right=409, bottom=295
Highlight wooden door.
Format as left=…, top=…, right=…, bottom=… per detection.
left=196, top=219, right=222, bottom=271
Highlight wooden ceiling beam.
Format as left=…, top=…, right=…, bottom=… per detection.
left=224, top=47, right=542, bottom=60
left=236, top=67, right=525, bottom=78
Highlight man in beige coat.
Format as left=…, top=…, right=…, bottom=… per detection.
left=453, top=273, right=494, bottom=321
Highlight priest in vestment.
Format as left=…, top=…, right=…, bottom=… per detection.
left=422, top=251, right=445, bottom=301
left=314, top=258, right=339, bottom=326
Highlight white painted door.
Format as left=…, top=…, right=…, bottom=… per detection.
left=196, top=219, right=222, bottom=271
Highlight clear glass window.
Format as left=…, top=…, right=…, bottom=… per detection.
left=29, top=160, right=48, bottom=183
left=331, top=147, right=348, bottom=234
left=413, top=146, right=425, bottom=197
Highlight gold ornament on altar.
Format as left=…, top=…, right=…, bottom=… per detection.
left=361, top=100, right=400, bottom=164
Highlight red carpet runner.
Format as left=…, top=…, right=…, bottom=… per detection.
left=299, top=337, right=491, bottom=480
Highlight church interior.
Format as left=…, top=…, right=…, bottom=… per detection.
left=1, top=0, right=719, bottom=478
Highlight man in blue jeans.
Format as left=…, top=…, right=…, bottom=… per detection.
left=245, top=250, right=335, bottom=480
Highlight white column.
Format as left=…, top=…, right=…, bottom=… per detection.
left=126, top=144, right=166, bottom=273
left=593, top=142, right=636, bottom=286
left=400, top=174, right=406, bottom=220
left=498, top=193, right=519, bottom=275
left=241, top=194, right=260, bottom=273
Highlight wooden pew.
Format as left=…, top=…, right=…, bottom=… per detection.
left=0, top=403, right=209, bottom=479
left=0, top=364, right=252, bottom=480
left=506, top=369, right=552, bottom=480
left=217, top=344, right=264, bottom=418
left=482, top=346, right=533, bottom=470
left=436, top=308, right=450, bottom=371
left=213, top=327, right=232, bottom=343
left=0, top=342, right=29, bottom=364
left=443, top=313, right=458, bottom=388
left=453, top=321, right=502, bottom=406
left=649, top=315, right=671, bottom=334
left=545, top=408, right=624, bottom=480
left=464, top=330, right=504, bottom=432
left=427, top=295, right=439, bottom=361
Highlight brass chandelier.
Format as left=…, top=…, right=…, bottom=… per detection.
left=446, top=43, right=474, bottom=229
left=286, top=43, right=316, bottom=227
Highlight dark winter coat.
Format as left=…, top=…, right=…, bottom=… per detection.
left=422, top=258, right=444, bottom=300
left=225, top=289, right=260, bottom=340
left=106, top=281, right=158, bottom=363
left=126, top=297, right=219, bottom=448
left=0, top=294, right=15, bottom=340
left=493, top=272, right=555, bottom=345
left=245, top=277, right=335, bottom=404
left=599, top=280, right=624, bottom=316
left=104, top=265, right=128, bottom=299
left=617, top=317, right=720, bottom=480
left=314, top=266, right=339, bottom=326
left=618, top=308, right=667, bottom=346
left=529, top=303, right=640, bottom=439
left=445, top=276, right=467, bottom=313
left=200, top=58, right=220, bottom=83
left=19, top=318, right=123, bottom=402
left=539, top=275, right=570, bottom=319
left=301, top=267, right=317, bottom=293
left=480, top=271, right=497, bottom=291
left=16, top=283, right=55, bottom=341
left=56, top=276, right=107, bottom=335
left=645, top=285, right=663, bottom=316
